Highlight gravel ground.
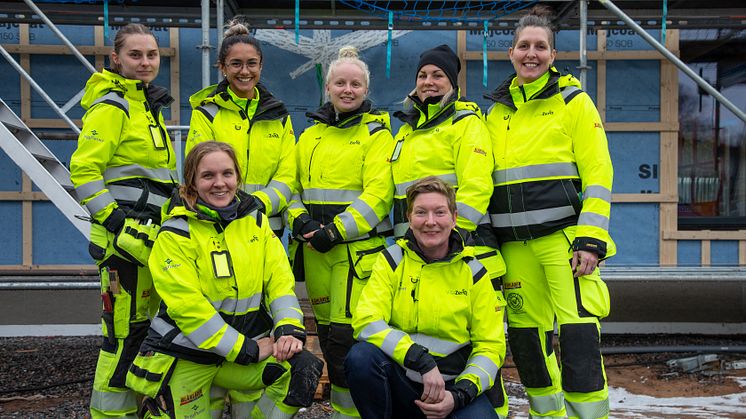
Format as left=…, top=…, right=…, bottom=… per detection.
left=1, top=334, right=745, bottom=418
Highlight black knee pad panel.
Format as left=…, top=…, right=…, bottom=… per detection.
left=508, top=327, right=553, bottom=388
left=109, top=320, right=150, bottom=388
left=262, top=363, right=287, bottom=386
left=559, top=323, right=604, bottom=393
left=326, top=323, right=356, bottom=387
left=285, top=349, right=324, bottom=407
left=484, top=372, right=506, bottom=408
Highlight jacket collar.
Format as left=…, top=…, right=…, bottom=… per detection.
left=394, top=92, right=462, bottom=130
left=403, top=228, right=465, bottom=264
left=484, top=66, right=562, bottom=110
left=306, top=100, right=373, bottom=128
left=200, top=80, right=288, bottom=121
left=164, top=189, right=259, bottom=227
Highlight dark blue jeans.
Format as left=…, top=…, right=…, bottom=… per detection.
left=345, top=342, right=498, bottom=419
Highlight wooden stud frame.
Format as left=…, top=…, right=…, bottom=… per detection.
left=458, top=29, right=746, bottom=267
left=0, top=24, right=180, bottom=270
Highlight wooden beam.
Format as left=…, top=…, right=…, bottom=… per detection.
left=0, top=44, right=176, bottom=56
left=612, top=193, right=677, bottom=203
left=94, top=26, right=105, bottom=71
left=462, top=49, right=679, bottom=62
left=0, top=192, right=48, bottom=201
left=596, top=30, right=607, bottom=123
left=740, top=241, right=746, bottom=266
left=664, top=230, right=746, bottom=240
left=22, top=175, right=32, bottom=267
left=604, top=121, right=679, bottom=132
left=701, top=240, right=711, bottom=267
left=659, top=30, right=680, bottom=267
left=169, top=28, right=181, bottom=125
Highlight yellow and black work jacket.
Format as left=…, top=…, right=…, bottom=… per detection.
left=353, top=229, right=506, bottom=402
left=71, top=69, right=177, bottom=229
left=484, top=68, right=615, bottom=258
left=287, top=100, right=394, bottom=241
left=391, top=94, right=497, bottom=249
left=141, top=190, right=306, bottom=365
left=187, top=81, right=296, bottom=233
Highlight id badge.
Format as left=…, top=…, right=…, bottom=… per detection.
left=390, top=139, right=404, bottom=162
left=149, top=124, right=166, bottom=149
left=211, top=251, right=234, bottom=278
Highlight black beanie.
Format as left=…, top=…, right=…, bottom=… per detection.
left=416, top=44, right=460, bottom=89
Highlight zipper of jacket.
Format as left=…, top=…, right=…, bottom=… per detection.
left=307, top=140, right=321, bottom=182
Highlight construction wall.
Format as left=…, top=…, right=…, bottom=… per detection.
left=1, top=22, right=744, bottom=271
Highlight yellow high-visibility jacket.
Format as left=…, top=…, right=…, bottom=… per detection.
left=187, top=81, right=296, bottom=230
left=353, top=229, right=506, bottom=397
left=142, top=190, right=305, bottom=365
left=71, top=69, right=177, bottom=230
left=287, top=101, right=394, bottom=241
left=391, top=95, right=497, bottom=249
left=484, top=68, right=615, bottom=258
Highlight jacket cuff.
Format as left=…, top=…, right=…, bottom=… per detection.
left=572, top=236, right=607, bottom=259
left=450, top=379, right=478, bottom=410
left=233, top=338, right=259, bottom=365
left=403, top=343, right=437, bottom=375
left=102, top=208, right=127, bottom=233
left=273, top=324, right=307, bottom=344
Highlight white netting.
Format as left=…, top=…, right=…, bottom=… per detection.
left=338, top=0, right=538, bottom=22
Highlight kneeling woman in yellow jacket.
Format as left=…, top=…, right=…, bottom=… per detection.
left=347, top=177, right=506, bottom=419
left=484, top=6, right=614, bottom=418
left=286, top=46, right=394, bottom=418
left=187, top=19, right=295, bottom=238
left=126, top=141, right=322, bottom=419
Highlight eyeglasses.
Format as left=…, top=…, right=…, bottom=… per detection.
left=226, top=60, right=260, bottom=71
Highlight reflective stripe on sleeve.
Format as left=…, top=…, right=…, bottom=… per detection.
left=492, top=163, right=579, bottom=184
left=75, top=179, right=105, bottom=201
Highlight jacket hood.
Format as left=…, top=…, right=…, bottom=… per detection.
left=80, top=69, right=141, bottom=110
left=162, top=188, right=260, bottom=225
left=394, top=92, right=479, bottom=130
left=306, top=100, right=373, bottom=127
left=483, top=66, right=578, bottom=109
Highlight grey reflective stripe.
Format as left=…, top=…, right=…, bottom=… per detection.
left=561, top=86, right=581, bottom=102
left=394, top=222, right=409, bottom=238
left=85, top=191, right=115, bottom=214
left=104, top=165, right=177, bottom=183
left=256, top=393, right=294, bottom=419
left=228, top=401, right=256, bottom=419
left=405, top=368, right=458, bottom=384
left=565, top=397, right=609, bottom=419
left=410, top=333, right=468, bottom=356
left=109, top=185, right=168, bottom=208
left=492, top=163, right=579, bottom=184
left=268, top=180, right=293, bottom=203
left=395, top=173, right=458, bottom=196
left=358, top=320, right=389, bottom=341
left=243, top=183, right=262, bottom=193
left=375, top=218, right=393, bottom=234
left=259, top=187, right=282, bottom=212
left=583, top=185, right=612, bottom=203
left=201, top=103, right=219, bottom=120
left=367, top=120, right=384, bottom=134
left=578, top=212, right=610, bottom=230
left=338, top=211, right=359, bottom=238
left=212, top=292, right=262, bottom=313
left=303, top=188, right=361, bottom=203
left=90, top=388, right=137, bottom=414
left=75, top=179, right=105, bottom=200
left=352, top=199, right=382, bottom=228
left=527, top=392, right=565, bottom=415
left=456, top=202, right=484, bottom=225
left=92, top=91, right=129, bottom=112
left=331, top=387, right=357, bottom=411
left=459, top=355, right=499, bottom=391
left=270, top=295, right=303, bottom=322
left=209, top=385, right=227, bottom=399
left=491, top=206, right=576, bottom=228
left=214, top=324, right=240, bottom=357
left=187, top=312, right=228, bottom=347
left=151, top=317, right=200, bottom=352
left=288, top=194, right=305, bottom=211
left=268, top=215, right=283, bottom=231
left=162, top=217, right=189, bottom=234
left=380, top=329, right=407, bottom=357
left=453, top=109, right=476, bottom=121
left=466, top=258, right=486, bottom=281
left=385, top=245, right=404, bottom=269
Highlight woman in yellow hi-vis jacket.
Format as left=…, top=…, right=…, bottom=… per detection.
left=346, top=177, right=505, bottom=419
left=125, top=141, right=323, bottom=419
left=483, top=6, right=615, bottom=419
left=70, top=24, right=178, bottom=418
left=187, top=19, right=295, bottom=238
left=286, top=46, right=394, bottom=418
left=389, top=44, right=509, bottom=417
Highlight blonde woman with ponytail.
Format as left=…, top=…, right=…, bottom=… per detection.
left=286, top=45, right=394, bottom=418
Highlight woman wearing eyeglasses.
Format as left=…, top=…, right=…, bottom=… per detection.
left=187, top=18, right=295, bottom=239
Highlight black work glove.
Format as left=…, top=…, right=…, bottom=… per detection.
left=449, top=379, right=478, bottom=410
left=233, top=338, right=260, bottom=365
left=403, top=343, right=437, bottom=375
left=572, top=236, right=607, bottom=259
left=102, top=208, right=127, bottom=233
left=309, top=223, right=342, bottom=253
left=292, top=213, right=323, bottom=241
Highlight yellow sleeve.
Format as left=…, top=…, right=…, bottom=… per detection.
left=453, top=114, right=494, bottom=232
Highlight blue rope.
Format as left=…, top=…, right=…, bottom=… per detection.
left=661, top=0, right=668, bottom=45
left=295, top=0, right=300, bottom=44
left=103, top=0, right=109, bottom=44
left=386, top=11, right=393, bottom=79
left=483, top=20, right=488, bottom=87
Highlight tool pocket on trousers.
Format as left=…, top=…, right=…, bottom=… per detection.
left=350, top=243, right=385, bottom=280
left=576, top=273, right=611, bottom=319
left=89, top=224, right=110, bottom=261
left=126, top=351, right=177, bottom=398
left=113, top=218, right=158, bottom=266
left=113, top=288, right=132, bottom=339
